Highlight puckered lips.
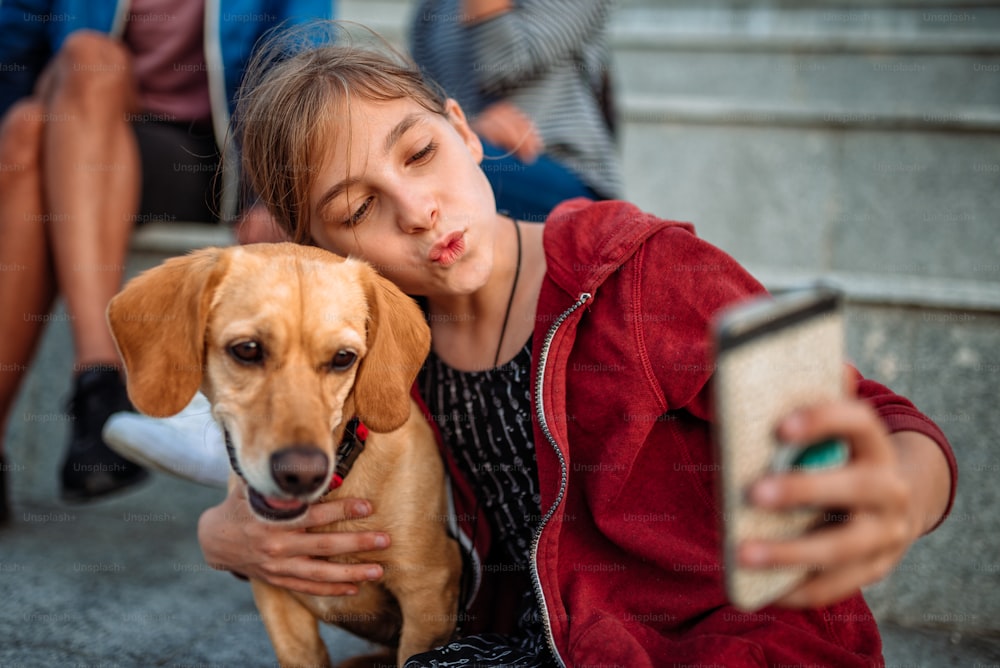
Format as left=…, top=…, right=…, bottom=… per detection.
left=428, top=230, right=465, bottom=267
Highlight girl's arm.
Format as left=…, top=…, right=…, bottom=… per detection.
left=198, top=483, right=390, bottom=597
left=632, top=215, right=957, bottom=607
left=547, top=199, right=958, bottom=609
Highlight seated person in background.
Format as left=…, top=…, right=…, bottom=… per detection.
left=0, top=0, right=335, bottom=521
left=410, top=0, right=622, bottom=221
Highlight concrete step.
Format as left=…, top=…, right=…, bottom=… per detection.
left=613, top=55, right=1000, bottom=124
left=609, top=2, right=1000, bottom=293
left=618, top=117, right=1000, bottom=288
left=129, top=221, right=234, bottom=254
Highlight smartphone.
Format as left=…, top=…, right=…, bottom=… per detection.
left=712, top=284, right=849, bottom=611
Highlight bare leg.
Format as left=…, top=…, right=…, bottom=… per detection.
left=40, top=30, right=141, bottom=370
left=28, top=30, right=148, bottom=501
left=0, top=100, right=57, bottom=450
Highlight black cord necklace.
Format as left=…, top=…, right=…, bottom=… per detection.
left=494, top=217, right=522, bottom=368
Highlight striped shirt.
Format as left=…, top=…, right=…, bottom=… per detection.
left=409, top=0, right=623, bottom=199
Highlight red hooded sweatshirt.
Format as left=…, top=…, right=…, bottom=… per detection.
left=432, top=199, right=957, bottom=667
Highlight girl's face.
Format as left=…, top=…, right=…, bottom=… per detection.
left=308, top=96, right=500, bottom=298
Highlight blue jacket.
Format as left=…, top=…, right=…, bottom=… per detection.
left=0, top=0, right=335, bottom=139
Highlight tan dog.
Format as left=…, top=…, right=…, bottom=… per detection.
left=107, top=243, right=461, bottom=667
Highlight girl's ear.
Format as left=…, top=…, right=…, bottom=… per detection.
left=444, top=98, right=484, bottom=164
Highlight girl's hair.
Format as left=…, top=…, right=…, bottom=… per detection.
left=234, top=21, right=449, bottom=244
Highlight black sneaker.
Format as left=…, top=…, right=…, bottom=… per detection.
left=60, top=367, right=148, bottom=502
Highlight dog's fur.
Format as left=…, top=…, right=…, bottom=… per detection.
left=108, top=243, right=461, bottom=667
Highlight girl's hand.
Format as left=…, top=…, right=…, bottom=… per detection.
left=198, top=483, right=391, bottom=597
left=738, top=398, right=921, bottom=608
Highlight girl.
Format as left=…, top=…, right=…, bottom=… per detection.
left=197, top=23, right=956, bottom=667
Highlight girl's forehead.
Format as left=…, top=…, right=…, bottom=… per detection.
left=319, top=97, right=445, bottom=175
left=346, top=96, right=429, bottom=135
left=318, top=97, right=421, bottom=158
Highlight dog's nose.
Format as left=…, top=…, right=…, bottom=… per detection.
left=270, top=447, right=330, bottom=495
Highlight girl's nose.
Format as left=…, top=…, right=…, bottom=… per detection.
left=396, top=190, right=437, bottom=234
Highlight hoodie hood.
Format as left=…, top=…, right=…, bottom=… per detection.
left=542, top=198, right=696, bottom=298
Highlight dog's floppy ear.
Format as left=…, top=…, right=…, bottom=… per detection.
left=354, top=265, right=431, bottom=433
left=107, top=247, right=231, bottom=417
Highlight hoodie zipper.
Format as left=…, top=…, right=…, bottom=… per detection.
left=530, top=291, right=592, bottom=668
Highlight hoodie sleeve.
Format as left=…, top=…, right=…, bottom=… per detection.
left=636, top=223, right=766, bottom=418
left=852, top=371, right=957, bottom=531
left=635, top=222, right=957, bottom=529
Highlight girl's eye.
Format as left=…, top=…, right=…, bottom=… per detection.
left=337, top=142, right=436, bottom=227
left=407, top=142, right=437, bottom=165
left=344, top=196, right=374, bottom=227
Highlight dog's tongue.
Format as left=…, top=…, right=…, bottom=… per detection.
left=248, top=488, right=308, bottom=521
left=264, top=496, right=306, bottom=511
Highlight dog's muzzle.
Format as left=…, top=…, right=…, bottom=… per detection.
left=224, top=418, right=369, bottom=522
left=224, top=430, right=315, bottom=521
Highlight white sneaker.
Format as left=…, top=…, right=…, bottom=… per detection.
left=102, top=392, right=229, bottom=488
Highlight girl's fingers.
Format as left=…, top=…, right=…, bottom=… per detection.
left=298, top=497, right=373, bottom=528
left=777, top=399, right=894, bottom=467
left=735, top=390, right=920, bottom=609
left=271, top=556, right=383, bottom=585
left=757, top=397, right=908, bottom=513
left=229, top=483, right=374, bottom=531
left=740, top=513, right=904, bottom=571
left=842, top=363, right=860, bottom=398
left=232, top=492, right=389, bottom=558
left=296, top=527, right=391, bottom=558
left=266, top=574, right=360, bottom=598
left=253, top=545, right=386, bottom=597
left=743, top=516, right=906, bottom=609
left=772, top=550, right=900, bottom=609
left=749, top=463, right=908, bottom=515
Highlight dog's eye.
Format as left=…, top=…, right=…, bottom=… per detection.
left=329, top=350, right=357, bottom=371
left=230, top=340, right=264, bottom=364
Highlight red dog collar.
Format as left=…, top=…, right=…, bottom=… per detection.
left=329, top=417, right=368, bottom=491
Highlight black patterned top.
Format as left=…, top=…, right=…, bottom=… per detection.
left=419, top=337, right=541, bottom=566
left=410, top=337, right=554, bottom=667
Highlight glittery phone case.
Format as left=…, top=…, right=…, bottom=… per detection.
left=712, top=286, right=847, bottom=611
